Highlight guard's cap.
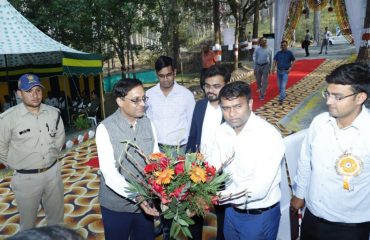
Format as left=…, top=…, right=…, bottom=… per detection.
left=18, top=74, right=44, bottom=91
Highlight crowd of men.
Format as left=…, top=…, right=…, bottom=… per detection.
left=0, top=44, right=369, bottom=240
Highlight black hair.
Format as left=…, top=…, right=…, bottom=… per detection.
left=326, top=63, right=370, bottom=94
left=201, top=65, right=231, bottom=89
left=112, top=78, right=143, bottom=99
left=281, top=40, right=288, bottom=45
left=7, top=225, right=84, bottom=240
left=219, top=81, right=251, bottom=101
left=155, top=56, right=174, bottom=72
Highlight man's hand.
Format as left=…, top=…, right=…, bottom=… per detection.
left=136, top=196, right=159, bottom=216
left=290, top=196, right=305, bottom=214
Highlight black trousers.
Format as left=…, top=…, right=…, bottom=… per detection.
left=301, top=208, right=370, bottom=240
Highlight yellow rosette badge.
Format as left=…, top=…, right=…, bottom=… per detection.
left=335, top=154, right=363, bottom=191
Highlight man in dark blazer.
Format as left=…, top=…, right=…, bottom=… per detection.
left=186, top=64, right=230, bottom=240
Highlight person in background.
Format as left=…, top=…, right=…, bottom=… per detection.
left=96, top=78, right=159, bottom=240
left=186, top=65, right=231, bottom=240
left=212, top=81, right=284, bottom=240
left=146, top=56, right=195, bottom=240
left=253, top=37, right=273, bottom=100
left=319, top=26, right=332, bottom=55
left=146, top=55, right=195, bottom=155
left=303, top=29, right=311, bottom=57
left=200, top=44, right=216, bottom=89
left=0, top=74, right=65, bottom=231
left=291, top=63, right=370, bottom=240
left=273, top=40, right=296, bottom=105
left=86, top=90, right=100, bottom=117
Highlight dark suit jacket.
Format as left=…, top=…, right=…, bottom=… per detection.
left=186, top=98, right=224, bottom=153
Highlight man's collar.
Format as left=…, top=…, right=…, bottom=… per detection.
left=328, top=106, right=368, bottom=131
left=19, top=103, right=45, bottom=116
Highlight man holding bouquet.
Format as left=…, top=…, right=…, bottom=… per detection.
left=187, top=64, right=230, bottom=240
left=212, top=81, right=285, bottom=239
left=96, top=79, right=160, bottom=240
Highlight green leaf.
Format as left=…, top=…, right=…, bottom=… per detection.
left=177, top=218, right=189, bottom=227
left=181, top=226, right=193, bottom=238
left=170, top=221, right=180, bottom=238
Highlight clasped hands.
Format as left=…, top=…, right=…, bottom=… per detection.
left=135, top=195, right=159, bottom=216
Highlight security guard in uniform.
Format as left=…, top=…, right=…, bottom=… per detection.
left=0, top=74, right=65, bottom=230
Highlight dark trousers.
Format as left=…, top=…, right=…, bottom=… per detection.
left=214, top=204, right=226, bottom=240
left=304, top=42, right=309, bottom=56
left=100, top=206, right=155, bottom=240
left=301, top=208, right=370, bottom=240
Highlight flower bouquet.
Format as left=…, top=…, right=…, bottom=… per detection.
left=121, top=142, right=230, bottom=239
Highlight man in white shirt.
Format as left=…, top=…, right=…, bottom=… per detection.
left=186, top=65, right=230, bottom=240
left=212, top=81, right=285, bottom=240
left=291, top=63, right=370, bottom=240
left=96, top=78, right=159, bottom=240
left=146, top=56, right=195, bottom=155
left=319, top=26, right=332, bottom=54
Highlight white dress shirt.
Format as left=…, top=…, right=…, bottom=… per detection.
left=96, top=120, right=159, bottom=199
left=211, top=112, right=285, bottom=209
left=294, top=106, right=370, bottom=223
left=200, top=102, right=223, bottom=160
left=146, top=82, right=195, bottom=145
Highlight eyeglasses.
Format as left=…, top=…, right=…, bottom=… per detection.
left=158, top=72, right=174, bottom=79
left=122, top=96, right=149, bottom=104
left=322, top=90, right=358, bottom=101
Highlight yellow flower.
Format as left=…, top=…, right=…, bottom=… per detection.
left=190, top=166, right=206, bottom=183
left=155, top=168, right=174, bottom=185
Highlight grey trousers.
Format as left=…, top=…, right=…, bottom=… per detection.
left=11, top=162, right=64, bottom=230
left=255, top=64, right=270, bottom=97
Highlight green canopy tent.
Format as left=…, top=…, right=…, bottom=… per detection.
left=0, top=0, right=104, bottom=121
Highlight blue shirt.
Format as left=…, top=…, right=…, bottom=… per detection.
left=273, top=50, right=295, bottom=70
left=294, top=106, right=370, bottom=223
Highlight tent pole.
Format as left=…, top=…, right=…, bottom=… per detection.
left=99, top=72, right=106, bottom=119
left=64, top=76, right=72, bottom=128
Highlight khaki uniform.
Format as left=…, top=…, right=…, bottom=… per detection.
left=0, top=103, right=65, bottom=230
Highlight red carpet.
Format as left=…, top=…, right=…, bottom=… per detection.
left=85, top=156, right=100, bottom=168
left=251, top=59, right=325, bottom=110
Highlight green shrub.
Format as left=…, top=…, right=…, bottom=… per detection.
left=73, top=115, right=91, bottom=130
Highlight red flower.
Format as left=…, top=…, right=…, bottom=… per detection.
left=144, top=163, right=158, bottom=173
left=170, top=184, right=188, bottom=200
left=159, top=157, right=170, bottom=169
left=174, top=162, right=185, bottom=175
left=206, top=165, right=216, bottom=176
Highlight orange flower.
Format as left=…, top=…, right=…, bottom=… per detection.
left=190, top=166, right=206, bottom=183
left=150, top=152, right=167, bottom=160
left=155, top=168, right=174, bottom=185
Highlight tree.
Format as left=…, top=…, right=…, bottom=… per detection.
left=227, top=0, right=269, bottom=42
left=357, top=0, right=370, bottom=63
